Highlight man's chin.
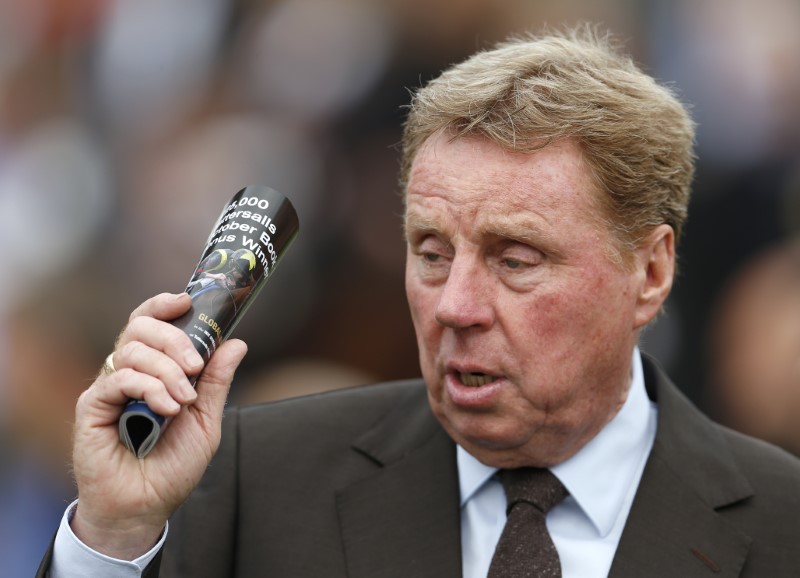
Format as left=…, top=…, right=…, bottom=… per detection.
left=440, top=414, right=572, bottom=469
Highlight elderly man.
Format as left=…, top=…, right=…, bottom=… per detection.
left=41, top=27, right=800, bottom=578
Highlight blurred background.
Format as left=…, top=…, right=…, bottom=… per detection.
left=0, top=0, right=798, bottom=573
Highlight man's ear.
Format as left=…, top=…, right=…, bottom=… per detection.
left=633, top=224, right=675, bottom=329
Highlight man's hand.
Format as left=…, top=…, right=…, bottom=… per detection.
left=70, top=292, right=247, bottom=560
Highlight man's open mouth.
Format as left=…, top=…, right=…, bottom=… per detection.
left=459, top=372, right=497, bottom=387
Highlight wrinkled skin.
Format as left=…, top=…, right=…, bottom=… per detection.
left=404, top=132, right=674, bottom=468
left=70, top=293, right=247, bottom=559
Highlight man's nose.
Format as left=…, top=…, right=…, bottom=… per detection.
left=434, top=257, right=494, bottom=330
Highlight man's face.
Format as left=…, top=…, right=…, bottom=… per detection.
left=404, top=133, right=649, bottom=468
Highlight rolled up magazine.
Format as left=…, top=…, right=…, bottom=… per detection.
left=119, top=185, right=299, bottom=458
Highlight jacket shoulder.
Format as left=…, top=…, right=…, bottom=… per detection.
left=719, top=423, right=800, bottom=496
left=236, top=378, right=429, bottom=439
left=164, top=379, right=436, bottom=577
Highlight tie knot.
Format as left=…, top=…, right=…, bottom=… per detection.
left=499, top=468, right=568, bottom=515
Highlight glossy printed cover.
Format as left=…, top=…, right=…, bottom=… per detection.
left=119, top=185, right=299, bottom=458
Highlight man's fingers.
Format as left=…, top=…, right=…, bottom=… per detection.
left=83, top=293, right=246, bottom=445
left=113, top=341, right=198, bottom=405
left=83, top=370, right=183, bottom=418
left=129, top=292, right=193, bottom=323
left=84, top=338, right=246, bottom=424
left=115, top=316, right=205, bottom=377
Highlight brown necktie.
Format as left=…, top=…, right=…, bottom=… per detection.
left=487, top=468, right=569, bottom=578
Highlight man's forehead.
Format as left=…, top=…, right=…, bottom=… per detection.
left=405, top=178, right=591, bottom=243
left=408, top=133, right=596, bottom=202
left=405, top=194, right=551, bottom=230
left=409, top=135, right=549, bottom=188
left=404, top=193, right=563, bottom=256
left=403, top=135, right=610, bottom=256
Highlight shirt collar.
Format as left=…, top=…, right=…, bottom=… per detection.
left=458, top=446, right=497, bottom=507
left=457, top=347, right=657, bottom=537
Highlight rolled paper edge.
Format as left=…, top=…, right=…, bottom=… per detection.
left=119, top=400, right=168, bottom=459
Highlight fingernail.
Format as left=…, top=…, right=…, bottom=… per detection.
left=181, top=380, right=197, bottom=401
left=185, top=351, right=203, bottom=368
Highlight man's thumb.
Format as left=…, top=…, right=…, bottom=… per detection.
left=193, top=339, right=248, bottom=419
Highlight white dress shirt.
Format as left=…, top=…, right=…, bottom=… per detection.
left=51, top=502, right=164, bottom=578
left=459, top=349, right=657, bottom=578
left=53, top=349, right=656, bottom=578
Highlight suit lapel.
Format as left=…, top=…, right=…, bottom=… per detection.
left=336, top=383, right=462, bottom=578
left=609, top=358, right=753, bottom=578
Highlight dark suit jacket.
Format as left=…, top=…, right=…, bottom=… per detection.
left=39, top=358, right=800, bottom=577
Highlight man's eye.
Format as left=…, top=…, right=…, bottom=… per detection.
left=503, top=258, right=524, bottom=269
left=423, top=253, right=441, bottom=263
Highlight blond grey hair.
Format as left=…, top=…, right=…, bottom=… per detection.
left=401, top=25, right=695, bottom=264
